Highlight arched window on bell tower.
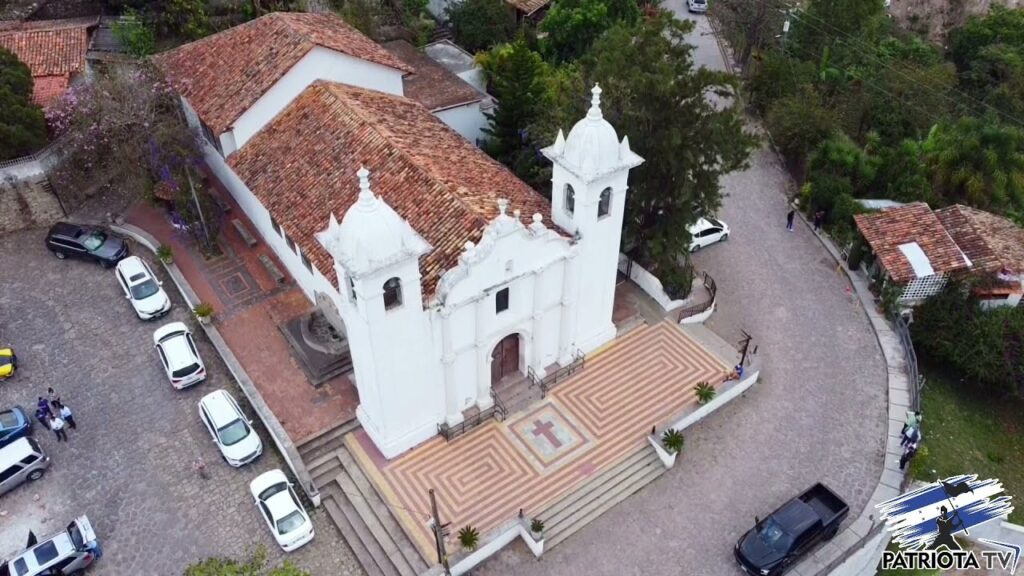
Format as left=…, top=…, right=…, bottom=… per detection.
left=564, top=184, right=575, bottom=216
left=383, top=277, right=402, bottom=310
left=597, top=187, right=611, bottom=218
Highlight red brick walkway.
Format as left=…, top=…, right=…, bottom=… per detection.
left=124, top=178, right=358, bottom=444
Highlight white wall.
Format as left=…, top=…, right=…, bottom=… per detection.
left=223, top=47, right=406, bottom=154
left=434, top=102, right=488, bottom=147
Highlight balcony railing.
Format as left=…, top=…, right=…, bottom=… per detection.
left=437, top=390, right=507, bottom=442
left=528, top=349, right=585, bottom=398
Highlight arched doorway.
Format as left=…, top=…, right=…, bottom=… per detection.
left=491, top=334, right=520, bottom=385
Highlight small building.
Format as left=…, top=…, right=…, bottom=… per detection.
left=0, top=17, right=98, bottom=106
left=428, top=0, right=549, bottom=24
left=934, top=204, right=1024, bottom=308
left=852, top=202, right=971, bottom=306
left=381, top=39, right=490, bottom=145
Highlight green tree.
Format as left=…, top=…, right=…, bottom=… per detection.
left=868, top=137, right=932, bottom=202
left=541, top=0, right=639, bottom=63
left=951, top=7, right=1024, bottom=118
left=161, top=0, right=210, bottom=40
left=764, top=85, right=837, bottom=177
left=580, top=14, right=757, bottom=263
left=446, top=0, right=517, bottom=54
left=922, top=116, right=1024, bottom=221
left=111, top=8, right=156, bottom=57
left=791, top=0, right=885, bottom=60
left=710, top=0, right=785, bottom=73
left=184, top=547, right=310, bottom=576
left=745, top=50, right=818, bottom=114
left=481, top=38, right=548, bottom=184
left=0, top=47, right=47, bottom=161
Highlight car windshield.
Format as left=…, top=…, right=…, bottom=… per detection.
left=0, top=411, right=17, bottom=428
left=82, top=232, right=106, bottom=251
left=258, top=482, right=288, bottom=501
left=130, top=279, right=160, bottom=300
left=758, top=518, right=793, bottom=553
left=172, top=363, right=201, bottom=379
left=217, top=418, right=250, bottom=446
left=707, top=217, right=722, bottom=228
left=277, top=510, right=306, bottom=535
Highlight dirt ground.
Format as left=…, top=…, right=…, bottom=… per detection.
left=889, top=0, right=1022, bottom=44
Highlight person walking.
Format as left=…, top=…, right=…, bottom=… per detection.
left=814, top=210, right=825, bottom=231
left=49, top=414, right=68, bottom=442
left=786, top=210, right=795, bottom=231
left=901, top=410, right=922, bottom=436
left=901, top=425, right=921, bottom=447
left=47, top=387, right=61, bottom=411
left=58, top=402, right=76, bottom=430
left=34, top=407, right=49, bottom=426
left=36, top=397, right=51, bottom=418
left=900, top=438, right=919, bottom=470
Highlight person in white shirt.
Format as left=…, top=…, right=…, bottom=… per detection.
left=57, top=402, right=76, bottom=429
left=49, top=414, right=67, bottom=442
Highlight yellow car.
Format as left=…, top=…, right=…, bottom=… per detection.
left=0, top=348, right=15, bottom=379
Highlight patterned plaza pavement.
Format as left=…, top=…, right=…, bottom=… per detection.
left=347, top=322, right=729, bottom=557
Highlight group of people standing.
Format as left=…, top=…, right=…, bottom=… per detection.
left=899, top=410, right=923, bottom=470
left=33, top=387, right=77, bottom=442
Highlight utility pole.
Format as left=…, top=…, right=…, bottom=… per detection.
left=429, top=489, right=451, bottom=576
left=184, top=165, right=211, bottom=252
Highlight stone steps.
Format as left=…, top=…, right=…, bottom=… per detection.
left=538, top=447, right=665, bottom=549
left=317, top=446, right=430, bottom=576
left=299, top=417, right=360, bottom=468
left=495, top=376, right=541, bottom=415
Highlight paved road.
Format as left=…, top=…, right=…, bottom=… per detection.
left=0, top=228, right=360, bottom=575
left=478, top=10, right=888, bottom=576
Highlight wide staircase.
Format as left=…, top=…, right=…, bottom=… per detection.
left=493, top=374, right=542, bottom=415
left=536, top=446, right=666, bottom=549
left=301, top=421, right=430, bottom=576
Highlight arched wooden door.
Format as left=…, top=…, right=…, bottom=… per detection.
left=490, top=334, right=520, bottom=385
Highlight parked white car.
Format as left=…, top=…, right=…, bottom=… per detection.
left=115, top=255, right=171, bottom=320
left=250, top=469, right=315, bottom=552
left=688, top=0, right=708, bottom=12
left=688, top=217, right=730, bottom=251
left=153, top=322, right=206, bottom=389
left=198, top=389, right=262, bottom=467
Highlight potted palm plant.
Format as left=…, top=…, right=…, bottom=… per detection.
left=694, top=381, right=716, bottom=404
left=458, top=525, right=479, bottom=552
left=156, top=244, right=173, bottom=264
left=661, top=428, right=685, bottom=454
left=529, top=518, right=544, bottom=541
left=193, top=302, right=214, bottom=325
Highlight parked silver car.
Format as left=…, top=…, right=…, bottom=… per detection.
left=0, top=437, right=49, bottom=498
left=0, top=516, right=101, bottom=576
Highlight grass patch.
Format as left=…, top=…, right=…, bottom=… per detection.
left=909, top=364, right=1024, bottom=524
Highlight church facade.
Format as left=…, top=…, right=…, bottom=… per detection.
left=158, top=12, right=642, bottom=459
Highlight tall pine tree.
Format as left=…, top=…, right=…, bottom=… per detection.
left=0, top=47, right=47, bottom=161
left=482, top=38, right=547, bottom=185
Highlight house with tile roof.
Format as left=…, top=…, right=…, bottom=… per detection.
left=158, top=12, right=643, bottom=459
left=0, top=17, right=98, bottom=106
left=852, top=202, right=1024, bottom=308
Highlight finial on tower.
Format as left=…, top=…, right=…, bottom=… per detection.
left=356, top=166, right=374, bottom=209
left=497, top=198, right=509, bottom=216
left=587, top=84, right=603, bottom=120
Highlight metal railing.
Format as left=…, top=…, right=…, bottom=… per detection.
left=437, top=390, right=507, bottom=442
left=528, top=349, right=585, bottom=398
left=892, top=312, right=924, bottom=410
left=677, top=271, right=717, bottom=322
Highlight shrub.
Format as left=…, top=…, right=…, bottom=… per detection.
left=156, top=244, right=173, bottom=263
left=0, top=48, right=47, bottom=160
left=112, top=9, right=156, bottom=57
left=661, top=428, right=684, bottom=453
left=660, top=259, right=695, bottom=300
left=694, top=381, right=716, bottom=404
left=447, top=0, right=517, bottom=54
left=193, top=302, right=214, bottom=318
left=458, top=525, right=480, bottom=551
left=530, top=518, right=544, bottom=533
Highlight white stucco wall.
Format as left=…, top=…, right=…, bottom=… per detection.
left=220, top=47, right=406, bottom=155
left=434, top=102, right=488, bottom=147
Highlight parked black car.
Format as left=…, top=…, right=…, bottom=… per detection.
left=45, top=222, right=128, bottom=268
left=734, top=483, right=849, bottom=575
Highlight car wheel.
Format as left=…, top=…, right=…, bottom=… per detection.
left=27, top=469, right=44, bottom=481
left=68, top=570, right=85, bottom=576
left=721, top=233, right=729, bottom=241
left=692, top=243, right=701, bottom=252
left=53, top=251, right=66, bottom=260
left=101, top=259, right=115, bottom=269
left=825, top=526, right=839, bottom=540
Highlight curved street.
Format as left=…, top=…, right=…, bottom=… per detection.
left=478, top=9, right=888, bottom=575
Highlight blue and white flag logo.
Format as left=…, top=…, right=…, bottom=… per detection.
left=876, top=475, right=1019, bottom=573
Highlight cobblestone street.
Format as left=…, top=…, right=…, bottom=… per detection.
left=0, top=228, right=360, bottom=576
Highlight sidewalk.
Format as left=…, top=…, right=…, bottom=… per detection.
left=123, top=180, right=358, bottom=445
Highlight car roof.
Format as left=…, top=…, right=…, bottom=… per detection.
left=116, top=256, right=151, bottom=283
left=48, top=222, right=84, bottom=238
left=265, top=488, right=300, bottom=521
left=250, top=469, right=289, bottom=498
left=9, top=532, right=75, bottom=572
left=199, top=390, right=242, bottom=427
left=0, top=438, right=36, bottom=464
left=154, top=321, right=190, bottom=344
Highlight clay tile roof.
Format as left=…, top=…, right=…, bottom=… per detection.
left=854, top=202, right=970, bottom=283
left=228, top=81, right=558, bottom=302
left=381, top=39, right=481, bottom=111
left=153, top=12, right=413, bottom=135
left=935, top=204, right=1024, bottom=275
left=506, top=0, right=551, bottom=14
left=0, top=17, right=95, bottom=105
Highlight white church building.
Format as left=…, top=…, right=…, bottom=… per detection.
left=158, top=12, right=643, bottom=459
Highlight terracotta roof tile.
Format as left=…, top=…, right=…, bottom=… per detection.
left=506, top=0, right=551, bottom=14
left=31, top=74, right=69, bottom=105
left=0, top=18, right=93, bottom=104
left=0, top=17, right=98, bottom=32
left=853, top=202, right=970, bottom=283
left=381, top=39, right=481, bottom=111
left=228, top=81, right=558, bottom=302
left=935, top=204, right=1024, bottom=275
left=154, top=12, right=413, bottom=135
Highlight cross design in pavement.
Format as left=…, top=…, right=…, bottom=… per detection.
left=531, top=419, right=562, bottom=448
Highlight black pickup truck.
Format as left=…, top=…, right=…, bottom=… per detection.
left=734, top=483, right=849, bottom=576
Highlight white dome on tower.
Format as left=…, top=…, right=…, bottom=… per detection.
left=542, top=84, right=644, bottom=182
left=316, top=167, right=430, bottom=276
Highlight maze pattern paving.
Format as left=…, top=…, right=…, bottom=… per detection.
left=348, top=321, right=729, bottom=557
